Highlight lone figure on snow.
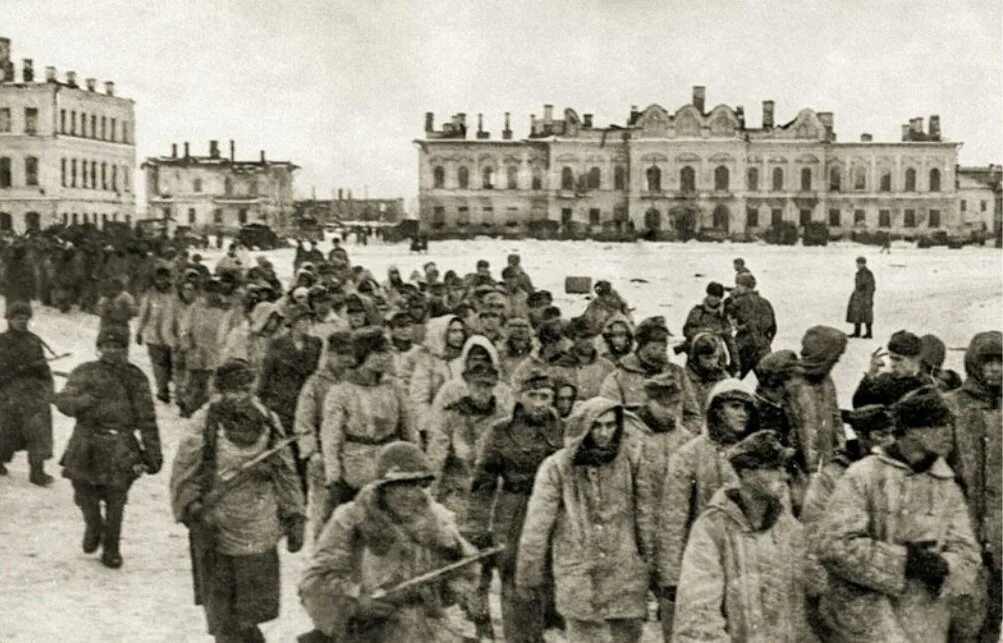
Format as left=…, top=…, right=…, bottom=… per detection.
left=846, top=256, right=875, bottom=339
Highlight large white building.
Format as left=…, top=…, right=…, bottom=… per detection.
left=415, top=87, right=964, bottom=240
left=0, top=37, right=136, bottom=232
left=142, top=140, right=298, bottom=233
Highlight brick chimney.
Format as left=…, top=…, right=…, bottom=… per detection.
left=171, top=143, right=177, bottom=158
left=583, top=113, right=593, bottom=128
left=692, top=86, right=706, bottom=113
left=476, top=113, right=489, bottom=139
left=629, top=105, right=640, bottom=124
left=911, top=117, right=923, bottom=134
left=735, top=105, right=745, bottom=128
left=183, top=141, right=190, bottom=158
left=543, top=104, right=554, bottom=124
left=901, top=124, right=911, bottom=141
left=22, top=58, right=33, bottom=82
left=530, top=114, right=537, bottom=135
left=502, top=112, right=512, bottom=140
left=928, top=115, right=941, bottom=139
left=86, top=77, right=96, bottom=92
left=209, top=140, right=219, bottom=158
left=45, top=66, right=56, bottom=82
left=105, top=81, right=115, bottom=96
left=260, top=150, right=266, bottom=163
left=66, top=71, right=77, bottom=87
left=762, top=100, right=775, bottom=129
left=860, top=133, right=873, bottom=142
left=229, top=139, right=235, bottom=162
left=424, top=112, right=434, bottom=133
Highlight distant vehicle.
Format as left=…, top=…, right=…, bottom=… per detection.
left=238, top=223, right=283, bottom=250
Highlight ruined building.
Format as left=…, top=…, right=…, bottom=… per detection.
left=0, top=36, right=137, bottom=232
left=415, top=87, right=966, bottom=240
left=141, top=141, right=298, bottom=232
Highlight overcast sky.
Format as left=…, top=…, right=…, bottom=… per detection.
left=6, top=0, right=1001, bottom=203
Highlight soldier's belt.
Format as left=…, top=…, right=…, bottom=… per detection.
left=343, top=432, right=399, bottom=446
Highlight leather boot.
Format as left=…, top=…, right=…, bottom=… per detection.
left=82, top=519, right=104, bottom=554
left=28, top=456, right=54, bottom=487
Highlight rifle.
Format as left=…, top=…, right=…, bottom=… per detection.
left=201, top=434, right=300, bottom=509
left=370, top=544, right=505, bottom=600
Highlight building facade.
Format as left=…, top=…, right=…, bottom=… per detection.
left=415, top=87, right=963, bottom=240
left=294, top=190, right=405, bottom=225
left=141, top=140, right=298, bottom=233
left=0, top=37, right=137, bottom=232
left=957, top=165, right=1002, bottom=237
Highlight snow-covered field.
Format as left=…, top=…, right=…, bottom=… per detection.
left=1, top=238, right=1000, bottom=642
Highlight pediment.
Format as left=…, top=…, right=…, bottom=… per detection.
left=673, top=105, right=703, bottom=137
left=707, top=105, right=739, bottom=137
left=636, top=104, right=672, bottom=137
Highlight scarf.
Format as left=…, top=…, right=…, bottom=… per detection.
left=573, top=423, right=623, bottom=467
left=884, top=442, right=939, bottom=474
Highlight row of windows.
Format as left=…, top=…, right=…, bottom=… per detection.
left=432, top=163, right=944, bottom=194
left=0, top=156, right=39, bottom=188
left=960, top=199, right=990, bottom=213
left=59, top=158, right=130, bottom=191
left=0, top=212, right=41, bottom=231
left=0, top=107, right=39, bottom=135
left=59, top=109, right=130, bottom=143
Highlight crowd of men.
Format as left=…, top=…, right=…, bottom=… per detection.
left=0, top=231, right=999, bottom=643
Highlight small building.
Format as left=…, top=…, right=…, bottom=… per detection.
left=141, top=140, right=298, bottom=233
left=957, top=165, right=1002, bottom=240
left=0, top=36, right=137, bottom=232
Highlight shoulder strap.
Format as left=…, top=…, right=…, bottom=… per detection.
left=199, top=406, right=220, bottom=495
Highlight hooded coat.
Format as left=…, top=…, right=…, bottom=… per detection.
left=788, top=326, right=847, bottom=473
left=299, top=484, right=478, bottom=642
left=220, top=301, right=281, bottom=371
left=846, top=266, right=875, bottom=324
left=256, top=331, right=322, bottom=432
left=409, top=315, right=464, bottom=435
left=515, top=342, right=616, bottom=402
left=815, top=449, right=980, bottom=642
left=682, top=297, right=737, bottom=367
left=0, top=327, right=55, bottom=459
left=516, top=397, right=656, bottom=622
left=179, top=298, right=227, bottom=371
left=136, top=285, right=179, bottom=346
left=673, top=485, right=812, bottom=643
left=599, top=315, right=634, bottom=365
left=684, top=332, right=730, bottom=410
left=598, top=354, right=703, bottom=435
left=657, top=380, right=751, bottom=587
left=321, top=369, right=416, bottom=490
left=946, top=331, right=1002, bottom=572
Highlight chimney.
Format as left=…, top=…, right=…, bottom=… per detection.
left=910, top=117, right=923, bottom=134
left=502, top=112, right=512, bottom=140
left=818, top=112, right=834, bottom=135
left=629, top=105, right=640, bottom=124
left=229, top=139, right=235, bottom=162
left=476, top=113, right=489, bottom=139
left=424, top=111, right=434, bottom=133
left=543, top=104, right=554, bottom=123
left=929, top=115, right=941, bottom=139
left=22, top=58, right=33, bottom=82
left=860, top=133, right=873, bottom=142
left=260, top=150, right=266, bottom=163
left=692, top=86, right=706, bottom=113
left=735, top=105, right=744, bottom=127
left=45, top=66, right=56, bottom=82
left=171, top=143, right=177, bottom=158
left=583, top=113, right=593, bottom=128
left=183, top=141, right=190, bottom=158
left=762, top=100, right=775, bottom=129
left=66, top=71, right=77, bottom=87
left=901, top=124, right=911, bottom=141
left=209, top=140, right=219, bottom=158
left=86, top=77, right=97, bottom=92
left=457, top=113, right=467, bottom=138
left=530, top=114, right=537, bottom=135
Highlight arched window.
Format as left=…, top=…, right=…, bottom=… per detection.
left=561, top=167, right=575, bottom=190
left=679, top=166, right=695, bottom=192
left=482, top=166, right=494, bottom=189
left=531, top=167, right=543, bottom=190
left=507, top=165, right=518, bottom=190
left=747, top=167, right=759, bottom=191
left=829, top=167, right=841, bottom=191
left=800, top=168, right=812, bottom=191
left=25, top=211, right=40, bottom=231
left=853, top=167, right=866, bottom=190
left=587, top=167, right=601, bottom=190
left=458, top=166, right=469, bottom=189
left=614, top=166, right=626, bottom=190
left=904, top=168, right=916, bottom=192
left=772, top=167, right=784, bottom=191
left=646, top=166, right=662, bottom=192
left=929, top=168, right=941, bottom=192
left=879, top=171, right=891, bottom=192
left=432, top=166, right=444, bottom=188
left=714, top=165, right=730, bottom=191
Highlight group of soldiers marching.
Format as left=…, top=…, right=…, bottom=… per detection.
left=0, top=235, right=998, bottom=643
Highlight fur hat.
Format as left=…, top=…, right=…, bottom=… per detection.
left=888, top=330, right=923, bottom=357
left=841, top=404, right=893, bottom=435
left=5, top=300, right=32, bottom=320
left=706, top=282, right=725, bottom=298
left=518, top=367, right=555, bottom=393
left=893, top=386, right=953, bottom=430
left=538, top=318, right=567, bottom=345
left=727, top=430, right=793, bottom=471
left=96, top=326, right=129, bottom=348
left=351, top=326, right=388, bottom=366
left=635, top=316, right=671, bottom=348
left=463, top=361, right=499, bottom=385
left=735, top=272, right=757, bottom=289
left=527, top=290, right=553, bottom=308
left=214, top=358, right=255, bottom=392
left=754, top=350, right=801, bottom=384
left=644, top=371, right=682, bottom=399
left=375, top=441, right=434, bottom=486
left=326, top=330, right=354, bottom=355
left=565, top=315, right=599, bottom=339
left=919, top=334, right=946, bottom=371
left=286, top=303, right=315, bottom=324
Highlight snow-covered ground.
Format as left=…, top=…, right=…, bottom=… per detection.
left=1, top=238, right=1000, bottom=642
